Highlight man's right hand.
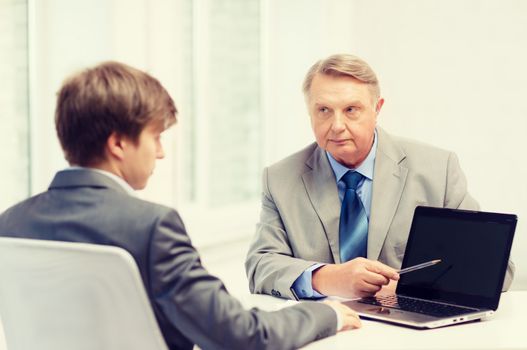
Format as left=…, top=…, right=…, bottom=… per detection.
left=312, top=257, right=399, bottom=298
left=323, top=300, right=362, bottom=331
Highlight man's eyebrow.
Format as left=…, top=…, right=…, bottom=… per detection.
left=313, top=100, right=362, bottom=106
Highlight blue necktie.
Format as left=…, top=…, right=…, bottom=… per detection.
left=339, top=171, right=368, bottom=262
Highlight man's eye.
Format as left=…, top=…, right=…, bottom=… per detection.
left=319, top=107, right=329, bottom=113
left=346, top=107, right=355, bottom=113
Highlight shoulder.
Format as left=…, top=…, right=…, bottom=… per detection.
left=114, top=193, right=184, bottom=227
left=266, top=142, right=319, bottom=176
left=378, top=128, right=454, bottom=166
left=102, top=193, right=191, bottom=261
left=261, top=143, right=325, bottom=194
left=123, top=194, right=174, bottom=215
left=0, top=195, right=40, bottom=225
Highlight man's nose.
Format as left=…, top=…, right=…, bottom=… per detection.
left=331, top=113, right=346, bottom=132
left=157, top=145, right=165, bottom=159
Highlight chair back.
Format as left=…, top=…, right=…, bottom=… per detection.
left=0, top=237, right=168, bottom=350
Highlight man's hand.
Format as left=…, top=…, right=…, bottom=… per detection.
left=376, top=278, right=398, bottom=296
left=323, top=300, right=362, bottom=331
left=312, top=257, right=399, bottom=298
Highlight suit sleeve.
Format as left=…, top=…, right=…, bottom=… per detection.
left=445, top=152, right=515, bottom=291
left=245, top=167, right=322, bottom=300
left=444, top=152, right=479, bottom=210
left=148, top=209, right=337, bottom=350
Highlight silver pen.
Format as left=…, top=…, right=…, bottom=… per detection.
left=397, top=259, right=442, bottom=275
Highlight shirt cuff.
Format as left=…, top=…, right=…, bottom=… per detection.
left=291, top=263, right=326, bottom=299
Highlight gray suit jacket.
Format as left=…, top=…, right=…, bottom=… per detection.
left=0, top=169, right=337, bottom=350
left=245, top=128, right=514, bottom=299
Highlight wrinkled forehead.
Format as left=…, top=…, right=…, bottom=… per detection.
left=308, top=73, right=376, bottom=105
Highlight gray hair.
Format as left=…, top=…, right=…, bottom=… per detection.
left=303, top=54, right=380, bottom=99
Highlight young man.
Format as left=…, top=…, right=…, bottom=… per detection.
left=0, top=62, right=360, bottom=350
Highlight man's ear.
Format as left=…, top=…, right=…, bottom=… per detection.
left=106, top=132, right=127, bottom=161
left=375, top=98, right=385, bottom=115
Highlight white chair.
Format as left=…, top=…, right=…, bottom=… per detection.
left=0, top=237, right=168, bottom=350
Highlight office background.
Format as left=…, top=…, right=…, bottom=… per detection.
left=1, top=0, right=526, bottom=290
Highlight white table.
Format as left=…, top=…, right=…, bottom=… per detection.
left=238, top=291, right=527, bottom=350
left=2, top=291, right=524, bottom=350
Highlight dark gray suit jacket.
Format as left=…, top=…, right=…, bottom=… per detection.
left=0, top=169, right=337, bottom=350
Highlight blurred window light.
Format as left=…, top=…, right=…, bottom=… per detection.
left=0, top=0, right=29, bottom=211
left=181, top=0, right=262, bottom=209
left=173, top=0, right=262, bottom=246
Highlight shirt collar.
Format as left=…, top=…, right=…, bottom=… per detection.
left=64, top=166, right=136, bottom=196
left=326, top=129, right=378, bottom=182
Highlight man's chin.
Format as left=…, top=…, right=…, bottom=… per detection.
left=131, top=181, right=148, bottom=191
left=327, top=147, right=354, bottom=159
left=329, top=151, right=366, bottom=168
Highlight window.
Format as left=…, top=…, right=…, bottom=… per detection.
left=174, top=0, right=262, bottom=246
left=183, top=0, right=262, bottom=205
left=0, top=0, right=29, bottom=212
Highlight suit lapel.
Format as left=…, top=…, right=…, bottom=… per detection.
left=368, top=128, right=408, bottom=260
left=302, top=146, right=341, bottom=263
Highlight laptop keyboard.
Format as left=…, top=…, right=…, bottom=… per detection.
left=358, top=295, right=477, bottom=317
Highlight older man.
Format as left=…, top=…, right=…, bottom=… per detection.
left=0, top=61, right=361, bottom=350
left=245, top=54, right=514, bottom=300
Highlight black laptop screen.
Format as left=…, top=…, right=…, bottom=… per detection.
left=397, top=206, right=516, bottom=310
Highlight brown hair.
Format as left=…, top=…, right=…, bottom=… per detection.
left=303, top=54, right=380, bottom=100
left=55, top=61, right=177, bottom=166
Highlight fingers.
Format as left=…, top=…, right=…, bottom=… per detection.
left=362, top=270, right=390, bottom=286
left=323, top=301, right=362, bottom=331
left=365, top=260, right=400, bottom=281
left=341, top=311, right=362, bottom=330
left=356, top=280, right=383, bottom=295
left=332, top=258, right=399, bottom=298
left=376, top=279, right=398, bottom=296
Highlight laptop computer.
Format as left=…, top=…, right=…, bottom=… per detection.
left=345, top=206, right=517, bottom=328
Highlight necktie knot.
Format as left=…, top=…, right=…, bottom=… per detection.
left=342, top=171, right=363, bottom=190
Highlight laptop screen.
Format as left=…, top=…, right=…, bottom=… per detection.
left=397, top=206, right=516, bottom=310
